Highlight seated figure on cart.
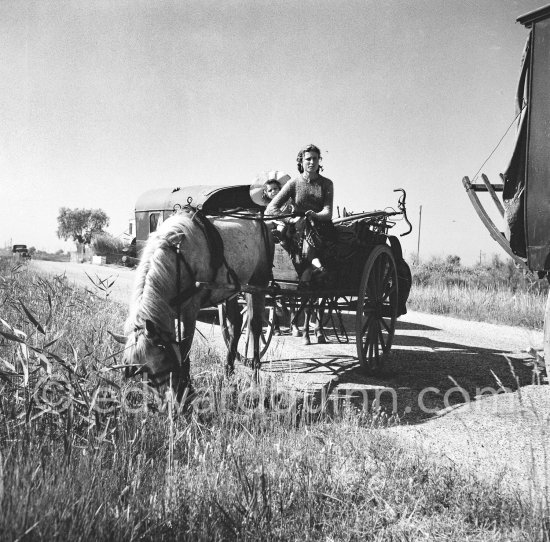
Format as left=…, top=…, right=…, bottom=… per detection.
left=265, top=143, right=337, bottom=285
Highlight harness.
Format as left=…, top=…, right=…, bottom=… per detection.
left=169, top=204, right=241, bottom=309
left=131, top=205, right=274, bottom=384
left=167, top=206, right=272, bottom=335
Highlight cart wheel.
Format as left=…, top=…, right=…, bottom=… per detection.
left=218, top=295, right=275, bottom=366
left=317, top=296, right=349, bottom=344
left=355, top=245, right=398, bottom=374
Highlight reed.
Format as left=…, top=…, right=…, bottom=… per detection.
left=409, top=256, right=547, bottom=329
left=0, top=256, right=548, bottom=540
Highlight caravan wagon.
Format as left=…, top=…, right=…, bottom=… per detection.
left=462, top=4, right=550, bottom=374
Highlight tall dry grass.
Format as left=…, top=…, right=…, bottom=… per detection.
left=409, top=256, right=548, bottom=329
left=0, top=256, right=549, bottom=540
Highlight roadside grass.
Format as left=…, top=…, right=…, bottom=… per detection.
left=0, top=256, right=549, bottom=540
left=409, top=256, right=548, bottom=329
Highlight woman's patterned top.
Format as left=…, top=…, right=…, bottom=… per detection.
left=266, top=174, right=334, bottom=222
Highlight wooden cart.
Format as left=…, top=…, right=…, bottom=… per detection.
left=215, top=191, right=413, bottom=374
left=133, top=184, right=412, bottom=374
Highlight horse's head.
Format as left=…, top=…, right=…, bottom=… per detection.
left=122, top=319, right=182, bottom=385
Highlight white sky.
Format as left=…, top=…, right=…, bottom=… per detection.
left=0, top=0, right=544, bottom=264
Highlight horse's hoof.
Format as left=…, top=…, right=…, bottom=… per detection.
left=292, top=328, right=302, bottom=337
left=303, top=337, right=311, bottom=346
left=316, top=335, right=327, bottom=344
left=274, top=329, right=282, bottom=336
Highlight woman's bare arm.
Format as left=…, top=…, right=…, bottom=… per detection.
left=266, top=180, right=295, bottom=216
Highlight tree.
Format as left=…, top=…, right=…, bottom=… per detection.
left=445, top=254, right=461, bottom=267
left=56, top=208, right=110, bottom=246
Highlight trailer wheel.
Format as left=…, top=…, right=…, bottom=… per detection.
left=355, top=245, right=398, bottom=374
left=218, top=294, right=275, bottom=366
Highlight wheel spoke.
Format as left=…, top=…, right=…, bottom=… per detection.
left=360, top=314, right=372, bottom=337
left=379, top=256, right=390, bottom=292
left=372, top=263, right=382, bottom=300
left=382, top=284, right=397, bottom=302
left=222, top=297, right=274, bottom=363
left=366, top=334, right=373, bottom=362
left=367, top=319, right=377, bottom=362
left=380, top=317, right=391, bottom=334
left=382, top=262, right=393, bottom=301
left=361, top=320, right=370, bottom=359
left=381, top=260, right=392, bottom=290
left=377, top=257, right=387, bottom=294
left=377, top=321, right=387, bottom=351
left=362, top=301, right=376, bottom=319
left=366, top=283, right=375, bottom=302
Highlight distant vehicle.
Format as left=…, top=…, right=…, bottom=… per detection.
left=12, top=244, right=31, bottom=260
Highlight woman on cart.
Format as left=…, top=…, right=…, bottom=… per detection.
left=266, top=143, right=336, bottom=284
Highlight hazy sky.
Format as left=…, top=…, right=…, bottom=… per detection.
left=1, top=0, right=544, bottom=263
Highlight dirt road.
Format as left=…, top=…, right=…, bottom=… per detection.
left=31, top=259, right=550, bottom=498
left=31, top=259, right=542, bottom=412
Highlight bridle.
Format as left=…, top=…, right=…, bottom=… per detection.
left=129, top=204, right=274, bottom=381
left=129, top=324, right=181, bottom=383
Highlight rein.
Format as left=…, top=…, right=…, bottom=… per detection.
left=208, top=209, right=298, bottom=221
left=135, top=206, right=275, bottom=356
left=175, top=242, right=184, bottom=347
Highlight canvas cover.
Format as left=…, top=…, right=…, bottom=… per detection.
left=502, top=33, right=531, bottom=258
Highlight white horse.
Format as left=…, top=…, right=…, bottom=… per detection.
left=121, top=210, right=273, bottom=401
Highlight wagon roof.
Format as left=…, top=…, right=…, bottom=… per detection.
left=518, top=3, right=550, bottom=26
left=135, top=184, right=259, bottom=212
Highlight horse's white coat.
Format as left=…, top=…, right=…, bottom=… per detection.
left=123, top=211, right=272, bottom=384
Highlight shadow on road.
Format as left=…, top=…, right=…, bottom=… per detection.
left=327, top=331, right=537, bottom=425
left=395, top=320, right=440, bottom=332
left=196, top=307, right=539, bottom=426
left=264, top=355, right=357, bottom=376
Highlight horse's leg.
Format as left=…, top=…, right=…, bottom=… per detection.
left=174, top=302, right=199, bottom=403
left=224, top=296, right=242, bottom=377
left=303, top=301, right=312, bottom=346
left=315, top=299, right=327, bottom=344
left=247, top=292, right=265, bottom=380
left=273, top=300, right=282, bottom=336
left=289, top=302, right=302, bottom=337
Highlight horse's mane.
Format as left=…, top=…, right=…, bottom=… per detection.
left=122, top=211, right=268, bottom=370
left=124, top=213, right=195, bottom=338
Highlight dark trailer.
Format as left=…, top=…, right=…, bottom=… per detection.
left=462, top=4, right=550, bottom=373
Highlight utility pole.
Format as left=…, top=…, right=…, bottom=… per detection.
left=417, top=205, right=422, bottom=262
